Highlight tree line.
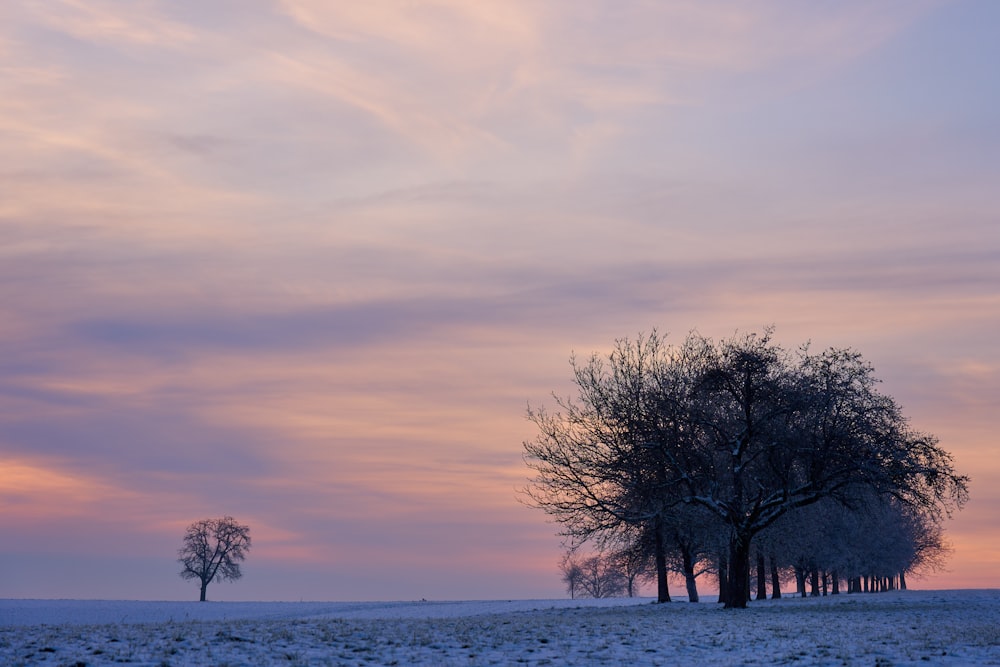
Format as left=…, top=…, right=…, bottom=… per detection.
left=523, top=329, right=968, bottom=608
left=557, top=488, right=946, bottom=601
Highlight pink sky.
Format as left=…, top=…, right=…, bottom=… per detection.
left=1, top=1, right=998, bottom=600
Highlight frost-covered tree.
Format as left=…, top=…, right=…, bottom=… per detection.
left=761, top=489, right=951, bottom=597
left=178, top=516, right=252, bottom=601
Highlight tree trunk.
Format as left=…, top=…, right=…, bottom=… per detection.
left=756, top=554, right=768, bottom=600
left=809, top=568, right=820, bottom=597
left=680, top=543, right=699, bottom=602
left=724, top=533, right=751, bottom=609
left=832, top=571, right=840, bottom=595
left=769, top=556, right=782, bottom=599
left=717, top=553, right=729, bottom=604
left=653, top=521, right=671, bottom=603
left=899, top=571, right=907, bottom=590
left=199, top=580, right=208, bottom=602
left=795, top=566, right=806, bottom=598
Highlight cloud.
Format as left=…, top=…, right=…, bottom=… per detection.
left=24, top=0, right=197, bottom=47
left=0, top=458, right=130, bottom=519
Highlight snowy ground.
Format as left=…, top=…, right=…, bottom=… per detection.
left=2, top=589, right=998, bottom=666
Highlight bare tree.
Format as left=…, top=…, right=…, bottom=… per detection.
left=661, top=505, right=722, bottom=603
left=523, top=332, right=686, bottom=603
left=560, top=550, right=630, bottom=598
left=178, top=516, right=252, bottom=601
left=577, top=552, right=627, bottom=598
left=608, top=539, right=653, bottom=597
left=559, top=553, right=584, bottom=599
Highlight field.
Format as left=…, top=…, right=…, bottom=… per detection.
left=2, top=590, right=998, bottom=666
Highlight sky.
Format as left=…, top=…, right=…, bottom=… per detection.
left=1, top=0, right=998, bottom=602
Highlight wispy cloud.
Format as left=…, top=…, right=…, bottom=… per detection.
left=16, top=0, right=198, bottom=48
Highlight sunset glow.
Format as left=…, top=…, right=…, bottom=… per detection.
left=1, top=1, right=998, bottom=601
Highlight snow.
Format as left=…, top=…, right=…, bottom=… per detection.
left=2, top=590, right=998, bottom=666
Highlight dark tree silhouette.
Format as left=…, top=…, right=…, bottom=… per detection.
left=178, top=516, right=251, bottom=601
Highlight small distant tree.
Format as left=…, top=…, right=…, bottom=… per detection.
left=178, top=516, right=252, bottom=601
left=609, top=541, right=652, bottom=598
left=560, top=553, right=584, bottom=599
left=578, top=552, right=628, bottom=598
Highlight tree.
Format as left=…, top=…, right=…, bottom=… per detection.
left=578, top=552, right=628, bottom=598
left=178, top=516, right=252, bottom=601
left=560, top=550, right=631, bottom=598
left=609, top=540, right=653, bottom=597
left=524, top=329, right=969, bottom=609
left=671, top=333, right=967, bottom=607
left=522, top=333, right=686, bottom=603
left=659, top=504, right=722, bottom=603
left=559, top=553, right=584, bottom=599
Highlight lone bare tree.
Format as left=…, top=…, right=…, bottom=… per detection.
left=178, top=516, right=252, bottom=601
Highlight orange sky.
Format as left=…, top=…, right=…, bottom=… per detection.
left=1, top=0, right=997, bottom=600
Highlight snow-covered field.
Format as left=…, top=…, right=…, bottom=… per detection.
left=2, top=589, right=998, bottom=666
